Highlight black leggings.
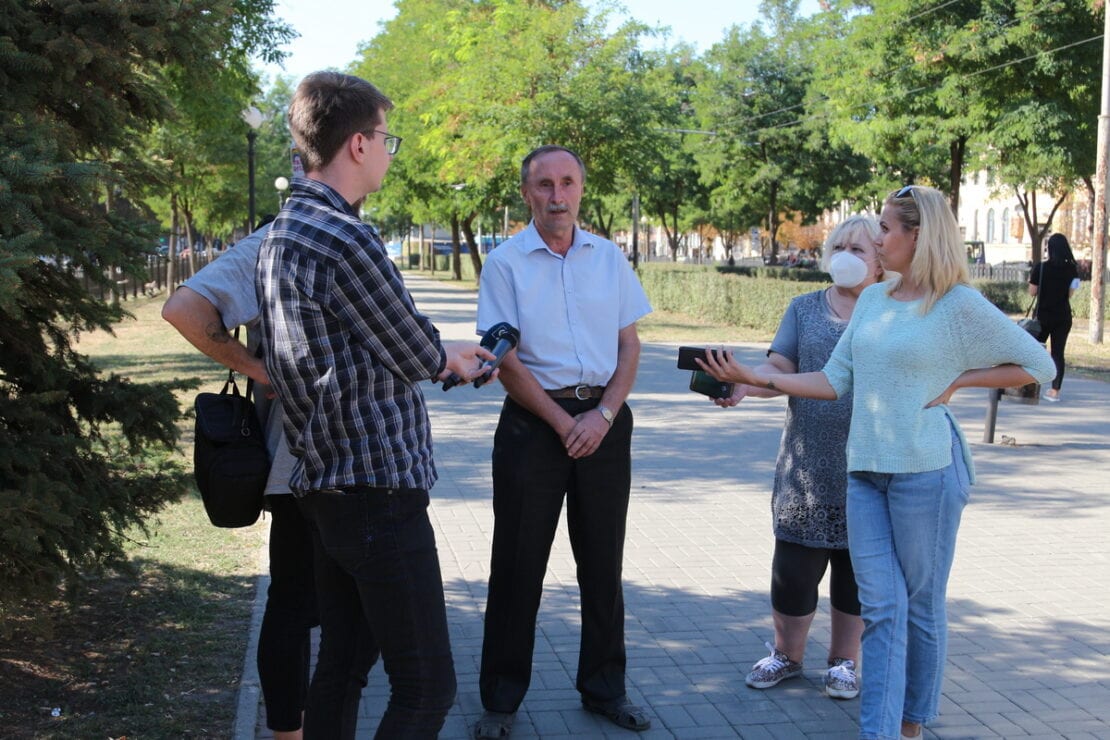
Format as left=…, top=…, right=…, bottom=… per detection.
left=257, top=494, right=319, bottom=732
left=1036, top=316, right=1072, bottom=391
left=770, top=538, right=860, bottom=617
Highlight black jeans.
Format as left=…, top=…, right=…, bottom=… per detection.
left=298, top=486, right=456, bottom=739
left=479, top=396, right=633, bottom=713
left=257, top=494, right=318, bottom=732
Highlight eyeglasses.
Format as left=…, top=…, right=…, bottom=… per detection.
left=363, top=129, right=402, bottom=156
left=893, top=185, right=915, bottom=199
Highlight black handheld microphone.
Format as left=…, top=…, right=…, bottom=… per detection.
left=473, top=322, right=520, bottom=388
left=440, top=322, right=520, bottom=391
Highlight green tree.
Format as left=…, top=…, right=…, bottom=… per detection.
left=974, top=0, right=1101, bottom=260
left=354, top=0, right=665, bottom=276
left=0, top=0, right=289, bottom=621
left=696, top=1, right=870, bottom=261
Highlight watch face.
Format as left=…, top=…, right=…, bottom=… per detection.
left=599, top=405, right=614, bottom=422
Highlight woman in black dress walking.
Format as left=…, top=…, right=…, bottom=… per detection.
left=1029, top=233, right=1081, bottom=401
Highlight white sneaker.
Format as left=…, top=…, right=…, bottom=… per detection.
left=745, top=642, right=803, bottom=689
left=824, top=657, right=859, bottom=699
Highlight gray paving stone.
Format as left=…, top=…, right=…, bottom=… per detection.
left=245, top=272, right=1110, bottom=739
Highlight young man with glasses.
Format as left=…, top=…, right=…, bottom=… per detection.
left=257, top=71, right=496, bottom=738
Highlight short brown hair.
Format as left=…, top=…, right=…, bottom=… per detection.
left=288, top=72, right=394, bottom=172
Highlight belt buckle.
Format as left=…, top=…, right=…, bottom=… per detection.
left=573, top=384, right=590, bottom=400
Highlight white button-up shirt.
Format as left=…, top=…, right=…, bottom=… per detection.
left=476, top=222, right=652, bottom=390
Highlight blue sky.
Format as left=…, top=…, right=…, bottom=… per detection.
left=262, top=0, right=822, bottom=83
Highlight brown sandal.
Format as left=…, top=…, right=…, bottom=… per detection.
left=474, top=710, right=515, bottom=739
left=582, top=696, right=651, bottom=731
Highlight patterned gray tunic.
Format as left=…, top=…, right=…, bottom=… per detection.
left=768, top=289, right=852, bottom=549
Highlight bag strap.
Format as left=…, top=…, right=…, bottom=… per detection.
left=1028, top=259, right=1045, bottom=318
left=215, top=327, right=260, bottom=437
left=218, top=327, right=245, bottom=397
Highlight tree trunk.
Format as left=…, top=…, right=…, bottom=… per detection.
left=460, top=213, right=483, bottom=279
left=167, top=194, right=179, bottom=293
left=182, top=207, right=198, bottom=276
left=768, top=182, right=780, bottom=262
left=449, top=214, right=462, bottom=281
left=948, top=136, right=966, bottom=215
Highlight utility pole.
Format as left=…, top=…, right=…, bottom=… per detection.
left=1091, top=1, right=1108, bottom=343
left=631, top=193, right=640, bottom=270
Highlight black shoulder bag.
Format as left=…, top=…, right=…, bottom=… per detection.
left=193, top=344, right=270, bottom=527
left=1017, top=261, right=1044, bottom=337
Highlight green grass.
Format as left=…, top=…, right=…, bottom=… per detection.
left=0, top=294, right=268, bottom=739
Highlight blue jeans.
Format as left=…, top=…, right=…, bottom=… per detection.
left=298, top=486, right=456, bottom=739
left=847, top=429, right=970, bottom=740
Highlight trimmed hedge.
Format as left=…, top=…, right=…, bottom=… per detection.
left=638, top=264, right=1110, bottom=333
left=639, top=263, right=824, bottom=335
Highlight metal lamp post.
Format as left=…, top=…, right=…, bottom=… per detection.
left=241, top=106, right=264, bottom=232
left=274, top=176, right=289, bottom=212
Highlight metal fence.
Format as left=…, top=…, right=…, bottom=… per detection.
left=78, top=252, right=219, bottom=302
left=968, top=262, right=1031, bottom=282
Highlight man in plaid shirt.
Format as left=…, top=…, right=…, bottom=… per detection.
left=257, top=71, right=495, bottom=739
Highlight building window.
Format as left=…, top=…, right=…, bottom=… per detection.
left=986, top=209, right=995, bottom=243
left=1001, top=208, right=1009, bottom=243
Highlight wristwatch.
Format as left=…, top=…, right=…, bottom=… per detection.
left=597, top=405, right=615, bottom=426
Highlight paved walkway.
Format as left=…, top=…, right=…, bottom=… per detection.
left=245, top=271, right=1110, bottom=739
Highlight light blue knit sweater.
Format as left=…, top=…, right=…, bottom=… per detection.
left=822, top=283, right=1056, bottom=483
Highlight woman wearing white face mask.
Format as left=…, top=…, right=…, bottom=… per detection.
left=714, top=215, right=883, bottom=701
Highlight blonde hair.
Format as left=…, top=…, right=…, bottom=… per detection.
left=819, top=214, right=881, bottom=273
left=884, top=185, right=969, bottom=313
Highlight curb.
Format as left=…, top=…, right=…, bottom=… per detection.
left=233, top=533, right=271, bottom=739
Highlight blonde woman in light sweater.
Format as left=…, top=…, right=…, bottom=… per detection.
left=699, top=185, right=1055, bottom=740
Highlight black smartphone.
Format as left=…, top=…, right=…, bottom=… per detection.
left=689, top=370, right=734, bottom=399
left=677, top=346, right=720, bottom=371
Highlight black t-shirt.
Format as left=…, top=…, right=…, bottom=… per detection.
left=1029, top=260, right=1079, bottom=322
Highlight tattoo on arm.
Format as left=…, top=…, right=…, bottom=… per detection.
left=766, top=378, right=777, bottom=391
left=205, top=320, right=230, bottom=344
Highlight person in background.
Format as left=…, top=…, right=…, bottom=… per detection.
left=473, top=145, right=653, bottom=739
left=1029, top=232, right=1081, bottom=402
left=698, top=185, right=1054, bottom=740
left=163, top=215, right=371, bottom=739
left=717, top=215, right=883, bottom=702
left=256, top=71, right=496, bottom=738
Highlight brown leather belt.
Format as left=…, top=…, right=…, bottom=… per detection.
left=545, top=384, right=605, bottom=400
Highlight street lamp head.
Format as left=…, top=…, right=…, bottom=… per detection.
left=241, top=106, right=264, bottom=130
left=274, top=176, right=290, bottom=191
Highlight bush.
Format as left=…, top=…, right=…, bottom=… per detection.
left=638, top=263, right=823, bottom=334
left=974, top=280, right=1110, bottom=319
left=637, top=266, right=1110, bottom=334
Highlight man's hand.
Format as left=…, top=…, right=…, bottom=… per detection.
left=562, top=408, right=610, bottom=458
left=439, top=340, right=499, bottom=385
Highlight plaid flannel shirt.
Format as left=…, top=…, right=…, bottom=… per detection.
left=257, top=177, right=446, bottom=493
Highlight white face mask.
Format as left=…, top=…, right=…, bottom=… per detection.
left=828, top=251, right=870, bottom=289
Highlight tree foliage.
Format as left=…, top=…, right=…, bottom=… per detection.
left=695, top=1, right=871, bottom=260
left=0, top=0, right=289, bottom=620
left=353, top=0, right=668, bottom=275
